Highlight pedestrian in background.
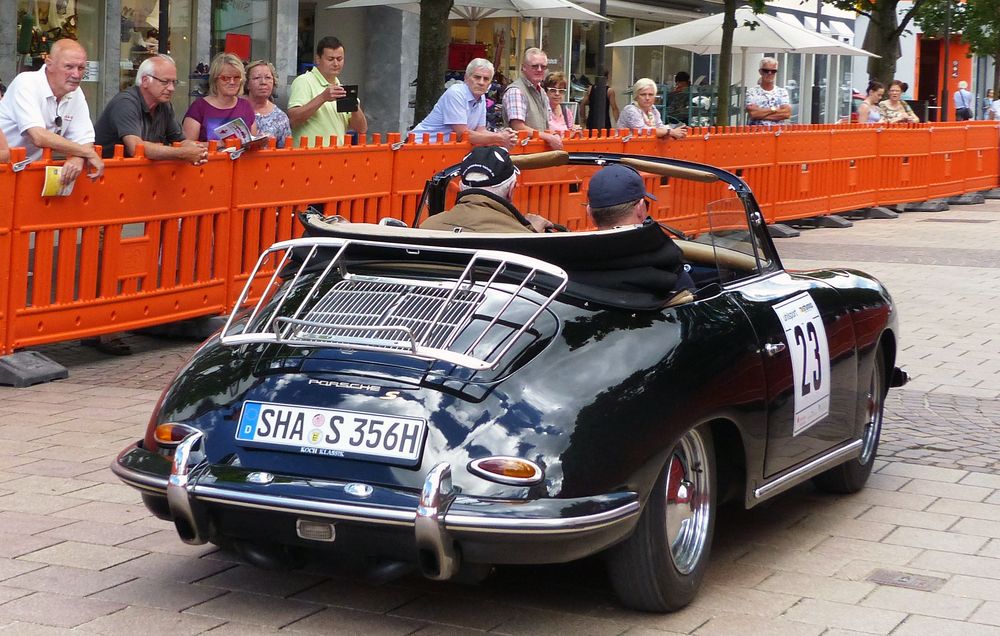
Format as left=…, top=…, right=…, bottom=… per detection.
left=287, top=36, right=367, bottom=147
left=245, top=59, right=291, bottom=148
left=617, top=78, right=687, bottom=140
left=183, top=53, right=257, bottom=142
left=880, top=80, right=920, bottom=123
left=856, top=81, right=884, bottom=124
left=0, top=38, right=104, bottom=184
left=953, top=80, right=973, bottom=121
left=981, top=88, right=994, bottom=120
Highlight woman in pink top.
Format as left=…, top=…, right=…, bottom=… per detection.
left=183, top=53, right=258, bottom=142
left=543, top=72, right=576, bottom=131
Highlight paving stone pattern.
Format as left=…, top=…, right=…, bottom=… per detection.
left=1, top=200, right=1000, bottom=634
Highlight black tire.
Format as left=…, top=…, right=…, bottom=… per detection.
left=813, top=348, right=886, bottom=494
left=607, top=426, right=716, bottom=612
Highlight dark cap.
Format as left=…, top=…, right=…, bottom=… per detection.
left=587, top=164, right=656, bottom=208
left=459, top=146, right=517, bottom=187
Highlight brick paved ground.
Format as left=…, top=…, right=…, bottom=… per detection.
left=1, top=200, right=1000, bottom=634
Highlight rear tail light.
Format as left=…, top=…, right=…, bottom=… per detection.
left=468, top=457, right=543, bottom=485
left=153, top=423, right=201, bottom=448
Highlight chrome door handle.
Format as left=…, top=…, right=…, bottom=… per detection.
left=764, top=342, right=786, bottom=357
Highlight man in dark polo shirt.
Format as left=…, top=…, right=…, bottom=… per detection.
left=94, top=53, right=207, bottom=163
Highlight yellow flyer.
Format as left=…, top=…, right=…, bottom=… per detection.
left=40, top=166, right=76, bottom=197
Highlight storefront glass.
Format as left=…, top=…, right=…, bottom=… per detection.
left=16, top=0, right=103, bottom=118
left=632, top=19, right=664, bottom=84
left=118, top=1, right=195, bottom=117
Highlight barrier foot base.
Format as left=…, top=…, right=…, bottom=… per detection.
left=845, top=207, right=898, bottom=220
left=0, top=351, right=68, bottom=388
left=767, top=223, right=800, bottom=239
left=947, top=192, right=986, bottom=205
left=136, top=316, right=227, bottom=341
left=791, top=214, right=853, bottom=229
left=980, top=188, right=1000, bottom=199
left=899, top=199, right=949, bottom=212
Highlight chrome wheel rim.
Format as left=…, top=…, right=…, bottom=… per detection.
left=663, top=429, right=711, bottom=575
left=859, top=358, right=884, bottom=465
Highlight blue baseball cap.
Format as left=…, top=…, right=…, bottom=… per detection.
left=587, top=164, right=656, bottom=208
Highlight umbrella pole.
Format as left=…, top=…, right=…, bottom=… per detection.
left=740, top=47, right=747, bottom=126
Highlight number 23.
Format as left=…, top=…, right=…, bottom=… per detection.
left=793, top=322, right=822, bottom=395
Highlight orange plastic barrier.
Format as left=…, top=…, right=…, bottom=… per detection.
left=828, top=125, right=880, bottom=213
left=874, top=124, right=931, bottom=206
left=927, top=123, right=970, bottom=200
left=0, top=158, right=16, bottom=355
left=963, top=122, right=1000, bottom=192
left=0, top=122, right=997, bottom=357
left=3, top=147, right=232, bottom=353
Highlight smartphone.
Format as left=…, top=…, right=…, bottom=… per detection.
left=335, top=85, right=359, bottom=113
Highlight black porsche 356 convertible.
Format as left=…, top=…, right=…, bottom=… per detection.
left=113, top=151, right=907, bottom=612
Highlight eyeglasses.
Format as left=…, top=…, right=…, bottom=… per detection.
left=760, top=68, right=778, bottom=75
left=54, top=115, right=63, bottom=136
left=218, top=75, right=242, bottom=83
left=529, top=64, right=547, bottom=70
left=546, top=87, right=566, bottom=94
left=149, top=75, right=179, bottom=87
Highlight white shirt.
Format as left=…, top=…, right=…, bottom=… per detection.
left=0, top=67, right=95, bottom=161
left=990, top=99, right=1000, bottom=121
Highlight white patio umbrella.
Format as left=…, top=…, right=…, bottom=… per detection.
left=328, top=0, right=610, bottom=44
left=607, top=5, right=875, bottom=121
left=607, top=5, right=872, bottom=57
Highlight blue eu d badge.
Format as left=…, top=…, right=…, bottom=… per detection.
left=236, top=402, right=261, bottom=440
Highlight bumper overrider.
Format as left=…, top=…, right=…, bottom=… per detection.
left=112, top=435, right=641, bottom=579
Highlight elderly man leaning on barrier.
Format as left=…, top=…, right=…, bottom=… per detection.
left=420, top=146, right=552, bottom=233
left=0, top=38, right=103, bottom=184
left=502, top=48, right=563, bottom=150
left=94, top=54, right=208, bottom=164
left=288, top=36, right=368, bottom=147
left=410, top=58, right=517, bottom=149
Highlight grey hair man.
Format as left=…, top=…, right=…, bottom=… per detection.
left=502, top=47, right=563, bottom=150
left=420, top=146, right=552, bottom=233
left=410, top=58, right=516, bottom=147
left=745, top=56, right=791, bottom=126
left=94, top=53, right=207, bottom=163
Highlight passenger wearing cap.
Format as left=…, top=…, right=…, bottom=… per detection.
left=419, top=146, right=553, bottom=233
left=586, top=164, right=657, bottom=229
left=586, top=164, right=694, bottom=292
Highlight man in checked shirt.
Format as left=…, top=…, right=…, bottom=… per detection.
left=501, top=47, right=563, bottom=150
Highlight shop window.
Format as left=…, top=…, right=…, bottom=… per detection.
left=118, top=1, right=194, bottom=117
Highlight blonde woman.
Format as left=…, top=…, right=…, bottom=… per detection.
left=616, top=78, right=686, bottom=140
left=183, top=52, right=258, bottom=142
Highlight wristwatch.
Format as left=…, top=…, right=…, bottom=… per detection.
left=770, top=105, right=777, bottom=113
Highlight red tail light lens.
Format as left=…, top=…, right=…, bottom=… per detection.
left=469, top=457, right=543, bottom=485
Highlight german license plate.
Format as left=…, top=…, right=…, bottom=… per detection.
left=235, top=401, right=427, bottom=466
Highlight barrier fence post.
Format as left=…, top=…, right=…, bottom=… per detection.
left=0, top=150, right=19, bottom=356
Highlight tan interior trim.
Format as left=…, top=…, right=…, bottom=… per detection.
left=677, top=240, right=759, bottom=271
left=511, top=151, right=570, bottom=170
left=619, top=158, right=719, bottom=183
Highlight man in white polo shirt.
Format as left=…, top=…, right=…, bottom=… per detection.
left=0, top=38, right=104, bottom=185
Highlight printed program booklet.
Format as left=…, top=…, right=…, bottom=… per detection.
left=213, top=117, right=270, bottom=149
left=40, top=166, right=75, bottom=197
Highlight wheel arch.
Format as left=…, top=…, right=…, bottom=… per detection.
left=707, top=418, right=748, bottom=507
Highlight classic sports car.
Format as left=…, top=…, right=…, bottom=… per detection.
left=113, top=151, right=907, bottom=612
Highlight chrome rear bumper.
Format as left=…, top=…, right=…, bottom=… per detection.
left=112, top=440, right=641, bottom=577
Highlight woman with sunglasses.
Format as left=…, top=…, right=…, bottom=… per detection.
left=745, top=58, right=791, bottom=126
left=245, top=60, right=291, bottom=148
left=542, top=72, right=578, bottom=131
left=183, top=52, right=259, bottom=142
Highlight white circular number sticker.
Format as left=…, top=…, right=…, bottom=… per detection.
left=773, top=292, right=831, bottom=435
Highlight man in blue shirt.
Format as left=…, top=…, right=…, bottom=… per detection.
left=411, top=58, right=517, bottom=147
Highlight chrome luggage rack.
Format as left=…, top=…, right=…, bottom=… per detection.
left=221, top=237, right=569, bottom=370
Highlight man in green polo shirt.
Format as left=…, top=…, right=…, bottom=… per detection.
left=288, top=36, right=368, bottom=147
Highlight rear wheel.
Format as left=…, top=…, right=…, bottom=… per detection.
left=607, top=426, right=716, bottom=612
left=813, top=348, right=886, bottom=494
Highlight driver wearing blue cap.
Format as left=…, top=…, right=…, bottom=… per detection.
left=586, top=163, right=657, bottom=230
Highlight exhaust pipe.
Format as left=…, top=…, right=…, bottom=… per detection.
left=414, top=462, right=460, bottom=580
left=166, top=432, right=210, bottom=545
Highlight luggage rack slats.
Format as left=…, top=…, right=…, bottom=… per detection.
left=220, top=238, right=568, bottom=370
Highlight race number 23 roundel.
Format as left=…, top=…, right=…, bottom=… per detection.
left=773, top=292, right=831, bottom=435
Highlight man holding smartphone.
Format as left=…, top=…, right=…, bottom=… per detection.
left=288, top=36, right=368, bottom=147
